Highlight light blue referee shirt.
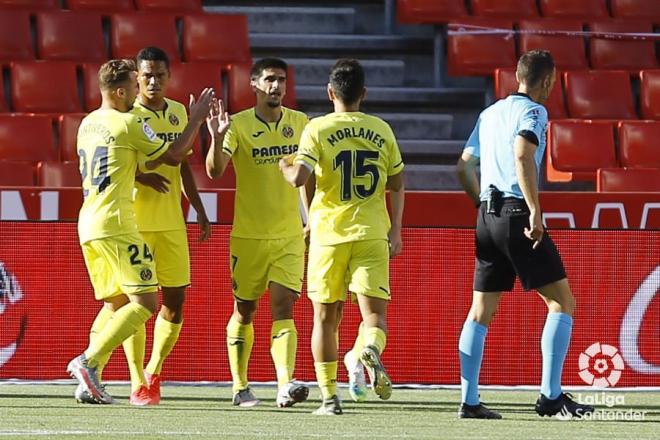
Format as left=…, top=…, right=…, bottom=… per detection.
left=463, top=93, right=548, bottom=200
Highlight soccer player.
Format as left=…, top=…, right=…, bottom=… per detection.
left=280, top=59, right=405, bottom=415
left=67, top=59, right=213, bottom=404
left=205, top=58, right=310, bottom=408
left=455, top=50, right=594, bottom=419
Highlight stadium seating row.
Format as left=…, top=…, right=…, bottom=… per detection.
left=0, top=11, right=250, bottom=64
left=0, top=159, right=236, bottom=189
left=494, top=69, right=660, bottom=120
left=0, top=61, right=297, bottom=114
left=0, top=0, right=202, bottom=13
left=597, top=168, right=660, bottom=192
left=398, top=0, right=660, bottom=23
left=446, top=18, right=658, bottom=76
left=547, top=119, right=660, bottom=183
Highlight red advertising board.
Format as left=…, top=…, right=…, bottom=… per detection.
left=0, top=189, right=659, bottom=229
left=1, top=222, right=658, bottom=387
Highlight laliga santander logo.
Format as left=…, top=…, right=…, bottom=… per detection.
left=578, top=343, right=625, bottom=387
left=0, top=262, right=27, bottom=368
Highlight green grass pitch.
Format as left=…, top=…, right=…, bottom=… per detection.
left=1, top=384, right=658, bottom=439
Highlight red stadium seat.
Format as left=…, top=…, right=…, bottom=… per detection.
left=640, top=70, right=660, bottom=120
left=564, top=70, right=636, bottom=119
left=66, top=0, right=135, bottom=12
left=10, top=61, right=82, bottom=113
left=0, top=10, right=33, bottom=62
left=610, top=0, right=660, bottom=21
left=182, top=14, right=250, bottom=64
left=135, top=0, right=202, bottom=12
left=617, top=120, right=660, bottom=168
left=0, top=80, right=7, bottom=112
left=36, top=11, right=107, bottom=62
left=447, top=19, right=517, bottom=76
left=597, top=168, right=660, bottom=192
left=189, top=163, right=235, bottom=189
left=396, top=0, right=467, bottom=24
left=546, top=119, right=616, bottom=182
left=58, top=113, right=86, bottom=162
left=110, top=13, right=179, bottom=60
left=588, top=21, right=657, bottom=71
left=518, top=19, right=587, bottom=70
left=0, top=161, right=35, bottom=186
left=82, top=62, right=102, bottom=112
left=0, top=114, right=56, bottom=163
left=539, top=0, right=608, bottom=19
left=494, top=68, right=567, bottom=119
left=37, top=161, right=81, bottom=187
left=227, top=63, right=298, bottom=113
left=168, top=63, right=224, bottom=108
left=470, top=0, right=539, bottom=19
left=0, top=0, right=57, bottom=9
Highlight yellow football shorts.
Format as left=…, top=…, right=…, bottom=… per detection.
left=81, top=232, right=159, bottom=300
left=307, top=239, right=391, bottom=304
left=229, top=235, right=305, bottom=302
left=141, top=229, right=190, bottom=288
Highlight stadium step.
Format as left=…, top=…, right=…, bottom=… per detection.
left=404, top=164, right=462, bottom=190
left=288, top=58, right=405, bottom=87
left=398, top=140, right=464, bottom=158
left=204, top=6, right=355, bottom=34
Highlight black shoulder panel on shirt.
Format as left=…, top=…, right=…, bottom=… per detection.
left=517, top=129, right=539, bottom=146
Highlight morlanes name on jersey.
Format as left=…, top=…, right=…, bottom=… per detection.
left=327, top=126, right=386, bottom=148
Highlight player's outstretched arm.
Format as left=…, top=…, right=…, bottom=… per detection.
left=456, top=151, right=481, bottom=207
left=386, top=172, right=405, bottom=258
left=205, top=98, right=232, bottom=179
left=145, top=88, right=215, bottom=170
left=180, top=159, right=211, bottom=242
left=280, top=157, right=312, bottom=187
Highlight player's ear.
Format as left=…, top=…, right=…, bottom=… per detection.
left=360, top=87, right=367, bottom=101
left=327, top=84, right=334, bottom=102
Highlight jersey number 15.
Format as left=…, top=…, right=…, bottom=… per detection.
left=333, top=150, right=380, bottom=201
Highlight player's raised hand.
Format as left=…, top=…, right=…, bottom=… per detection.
left=206, top=98, right=231, bottom=139
left=188, top=88, right=215, bottom=124
left=524, top=211, right=544, bottom=249
left=136, top=172, right=170, bottom=193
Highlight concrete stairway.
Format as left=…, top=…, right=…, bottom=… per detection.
left=205, top=1, right=484, bottom=190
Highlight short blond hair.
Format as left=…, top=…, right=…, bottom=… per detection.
left=98, top=59, right=136, bottom=91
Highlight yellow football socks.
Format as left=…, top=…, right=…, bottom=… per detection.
left=226, top=316, right=254, bottom=393
left=88, top=306, right=113, bottom=380
left=146, top=315, right=183, bottom=376
left=270, top=319, right=297, bottom=388
left=314, top=361, right=337, bottom=400
left=363, top=326, right=387, bottom=354
left=348, top=322, right=366, bottom=360
left=122, top=323, right=147, bottom=392
left=85, top=302, right=152, bottom=368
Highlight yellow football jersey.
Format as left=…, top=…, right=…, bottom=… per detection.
left=132, top=98, right=189, bottom=232
left=77, top=108, right=166, bottom=244
left=296, top=112, right=404, bottom=245
left=223, top=107, right=309, bottom=239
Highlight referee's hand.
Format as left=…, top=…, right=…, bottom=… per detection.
left=524, top=211, right=544, bottom=249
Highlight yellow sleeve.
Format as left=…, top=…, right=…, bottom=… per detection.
left=386, top=126, right=404, bottom=176
left=295, top=123, right=320, bottom=169
left=126, top=116, right=167, bottom=159
left=221, top=123, right=238, bottom=157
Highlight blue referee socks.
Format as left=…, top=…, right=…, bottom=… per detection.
left=459, top=320, right=488, bottom=406
left=540, top=312, right=573, bottom=400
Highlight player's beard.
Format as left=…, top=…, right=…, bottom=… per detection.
left=266, top=100, right=281, bottom=109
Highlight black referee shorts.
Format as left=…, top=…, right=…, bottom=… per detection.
left=473, top=197, right=567, bottom=292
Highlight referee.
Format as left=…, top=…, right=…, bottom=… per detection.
left=455, top=50, right=594, bottom=419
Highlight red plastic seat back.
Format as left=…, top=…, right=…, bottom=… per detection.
left=135, top=0, right=202, bottom=12
left=0, top=161, right=35, bottom=186
left=10, top=61, right=82, bottom=113
left=66, top=0, right=135, bottom=12
left=167, top=62, right=224, bottom=108
left=36, top=11, right=107, bottom=62
left=539, top=0, right=608, bottom=19
left=518, top=19, right=587, bottom=70
left=110, top=13, right=180, bottom=60
left=0, top=114, right=56, bottom=162
left=564, top=70, right=636, bottom=119
left=182, top=14, right=251, bottom=64
left=494, top=68, right=567, bottom=119
left=617, top=120, right=660, bottom=168
left=588, top=21, right=657, bottom=71
left=471, top=0, right=539, bottom=19
left=0, top=0, right=58, bottom=9
left=548, top=119, right=617, bottom=172
left=37, top=161, right=82, bottom=187
left=598, top=168, right=660, bottom=192
left=59, top=113, right=87, bottom=162
left=640, top=70, right=660, bottom=120
left=0, top=10, right=33, bottom=62
left=447, top=19, right=517, bottom=76
left=396, top=0, right=467, bottom=24
left=610, top=0, right=660, bottom=21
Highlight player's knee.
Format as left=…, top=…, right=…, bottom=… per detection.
left=235, top=300, right=257, bottom=323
